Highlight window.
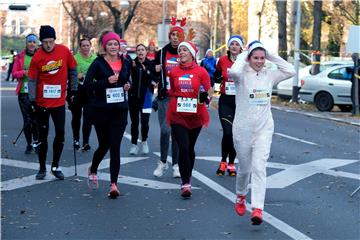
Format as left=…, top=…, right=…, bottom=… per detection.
left=328, top=67, right=353, bottom=80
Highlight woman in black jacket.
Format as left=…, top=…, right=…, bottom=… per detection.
left=128, top=44, right=158, bottom=155
left=83, top=31, right=131, bottom=199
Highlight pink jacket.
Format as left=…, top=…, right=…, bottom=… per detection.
left=12, top=50, right=26, bottom=95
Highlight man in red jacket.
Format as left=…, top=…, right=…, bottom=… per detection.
left=28, top=25, right=78, bottom=180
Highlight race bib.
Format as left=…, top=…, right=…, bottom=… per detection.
left=106, top=87, right=124, bottom=103
left=23, top=82, right=28, bottom=93
left=249, top=89, right=270, bottom=105
left=166, top=76, right=171, bottom=90
left=225, top=82, right=236, bottom=95
left=176, top=97, right=197, bottom=113
left=43, top=85, right=61, bottom=98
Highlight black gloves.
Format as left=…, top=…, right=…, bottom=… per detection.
left=214, top=75, right=224, bottom=84
left=199, top=92, right=210, bottom=104
left=66, top=91, right=78, bottom=110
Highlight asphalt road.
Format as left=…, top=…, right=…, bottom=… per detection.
left=1, top=80, right=359, bottom=240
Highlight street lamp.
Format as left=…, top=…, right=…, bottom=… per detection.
left=119, top=0, right=129, bottom=38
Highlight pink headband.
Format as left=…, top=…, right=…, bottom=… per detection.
left=102, top=32, right=121, bottom=49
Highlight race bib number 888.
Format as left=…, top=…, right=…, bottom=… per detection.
left=176, top=97, right=197, bottom=113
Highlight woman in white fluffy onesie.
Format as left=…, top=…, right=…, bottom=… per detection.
left=228, top=41, right=295, bottom=225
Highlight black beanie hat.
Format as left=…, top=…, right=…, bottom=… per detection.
left=39, top=25, right=56, bottom=41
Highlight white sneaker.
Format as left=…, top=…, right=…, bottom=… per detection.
left=129, top=144, right=139, bottom=155
left=153, top=161, right=168, bottom=177
left=172, top=164, right=180, bottom=178
left=142, top=141, right=149, bottom=154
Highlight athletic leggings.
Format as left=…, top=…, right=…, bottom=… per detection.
left=90, top=109, right=128, bottom=184
left=37, top=106, right=65, bottom=170
left=70, top=96, right=92, bottom=145
left=128, top=98, right=150, bottom=144
left=218, top=94, right=236, bottom=164
left=18, top=93, right=38, bottom=146
left=171, top=124, right=202, bottom=185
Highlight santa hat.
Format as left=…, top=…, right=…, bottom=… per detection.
left=148, top=39, right=156, bottom=46
left=247, top=40, right=267, bottom=56
left=169, top=17, right=186, bottom=40
left=178, top=41, right=198, bottom=60
left=227, top=35, right=245, bottom=48
left=119, top=39, right=127, bottom=47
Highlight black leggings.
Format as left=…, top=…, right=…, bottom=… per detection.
left=128, top=99, right=150, bottom=144
left=171, top=124, right=202, bottom=185
left=70, top=99, right=92, bottom=145
left=18, top=93, right=38, bottom=145
left=37, top=106, right=65, bottom=170
left=218, top=94, right=236, bottom=164
left=90, top=109, right=128, bottom=184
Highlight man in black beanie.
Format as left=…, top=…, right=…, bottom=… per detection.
left=28, top=25, right=78, bottom=180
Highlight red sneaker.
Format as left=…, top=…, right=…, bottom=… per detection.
left=181, top=184, right=192, bottom=198
left=108, top=183, right=120, bottom=199
left=234, top=195, right=246, bottom=216
left=251, top=208, right=263, bottom=225
left=227, top=164, right=236, bottom=176
left=216, top=162, right=227, bottom=176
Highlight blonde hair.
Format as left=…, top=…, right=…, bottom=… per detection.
left=97, top=30, right=112, bottom=56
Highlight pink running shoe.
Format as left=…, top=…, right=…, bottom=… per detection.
left=234, top=195, right=246, bottom=216
left=251, top=208, right=263, bottom=225
left=181, top=184, right=192, bottom=198
left=87, top=173, right=99, bottom=190
left=108, top=183, right=120, bottom=199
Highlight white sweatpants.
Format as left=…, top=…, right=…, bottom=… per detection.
left=234, top=122, right=273, bottom=210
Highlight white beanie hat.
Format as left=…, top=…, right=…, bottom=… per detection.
left=178, top=41, right=199, bottom=60
left=247, top=40, right=267, bottom=56
left=227, top=35, right=245, bottom=48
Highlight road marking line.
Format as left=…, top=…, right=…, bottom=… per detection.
left=1, top=156, right=183, bottom=191
left=192, top=170, right=312, bottom=240
left=266, top=158, right=359, bottom=188
left=274, top=132, right=318, bottom=146
left=153, top=152, right=311, bottom=239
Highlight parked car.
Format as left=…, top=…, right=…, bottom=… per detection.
left=276, top=60, right=353, bottom=99
left=1, top=56, right=9, bottom=72
left=299, top=64, right=353, bottom=112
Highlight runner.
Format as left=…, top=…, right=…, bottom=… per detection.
left=69, top=38, right=96, bottom=151
left=229, top=41, right=295, bottom=225
left=152, top=17, right=187, bottom=178
left=28, top=25, right=78, bottom=180
left=12, top=34, right=39, bottom=154
left=214, top=35, right=245, bottom=177
left=128, top=44, right=158, bottom=155
left=200, top=48, right=216, bottom=86
left=84, top=31, right=131, bottom=199
left=167, top=41, right=213, bottom=198
left=146, top=39, right=157, bottom=61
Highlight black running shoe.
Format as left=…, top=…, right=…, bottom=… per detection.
left=35, top=169, right=46, bottom=180
left=24, top=145, right=33, bottom=154
left=51, top=167, right=65, bottom=180
left=81, top=144, right=91, bottom=151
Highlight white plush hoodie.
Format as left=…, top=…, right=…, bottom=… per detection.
left=228, top=50, right=295, bottom=209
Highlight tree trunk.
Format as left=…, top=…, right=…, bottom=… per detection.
left=276, top=0, right=287, bottom=60
left=311, top=0, right=322, bottom=74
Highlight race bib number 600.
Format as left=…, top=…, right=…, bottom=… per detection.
left=106, top=87, right=124, bottom=103
left=176, top=97, right=197, bottom=113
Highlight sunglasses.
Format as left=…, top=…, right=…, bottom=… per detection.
left=27, top=41, right=37, bottom=43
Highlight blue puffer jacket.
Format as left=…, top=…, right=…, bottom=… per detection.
left=200, top=56, right=216, bottom=85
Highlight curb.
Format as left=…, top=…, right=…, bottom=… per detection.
left=272, top=105, right=360, bottom=127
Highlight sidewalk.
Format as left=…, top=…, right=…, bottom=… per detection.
left=272, top=104, right=360, bottom=127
